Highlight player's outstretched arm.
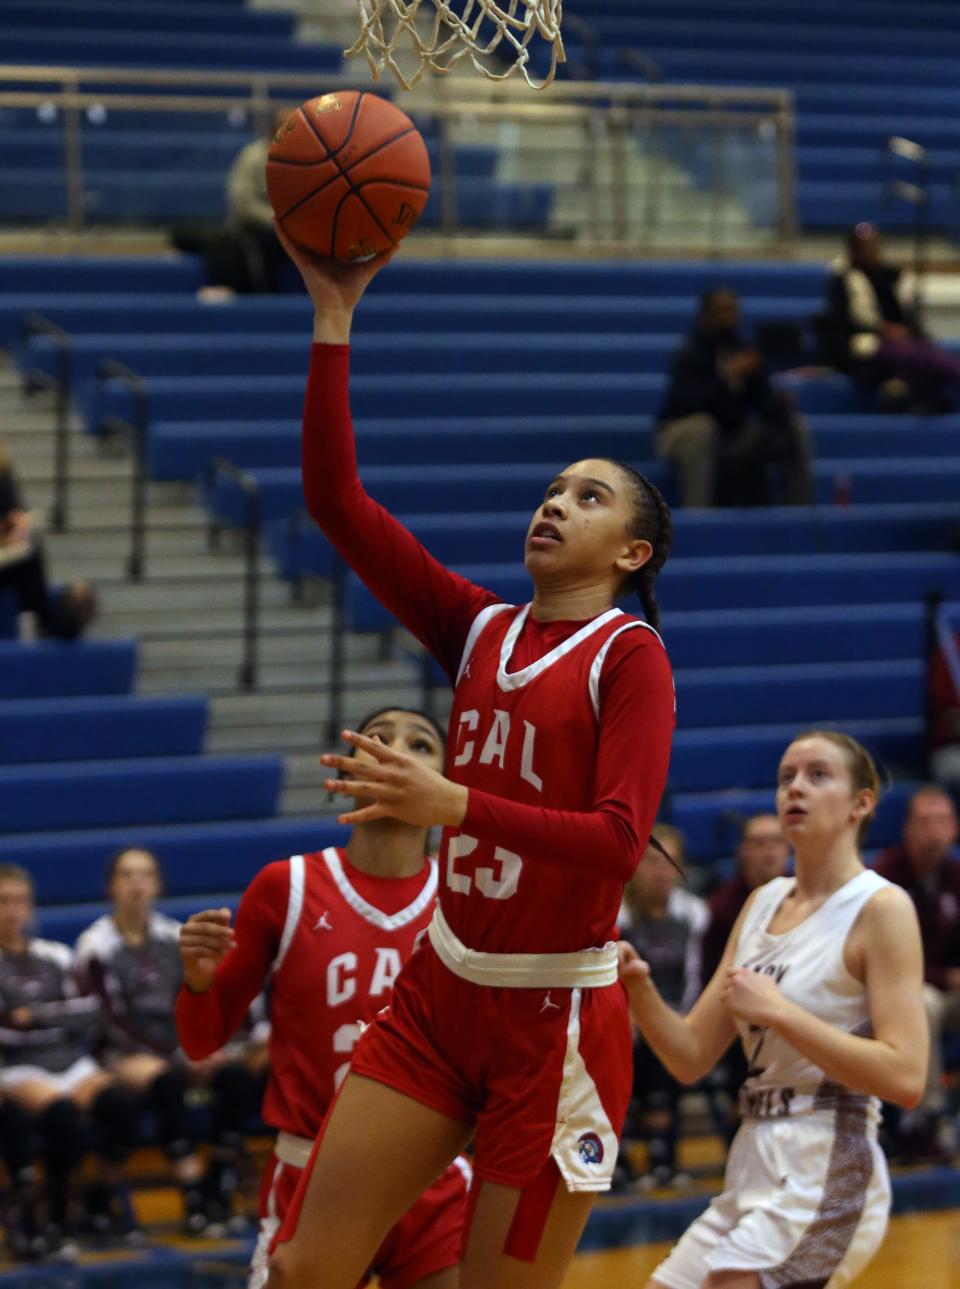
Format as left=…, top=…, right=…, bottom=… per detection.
left=276, top=223, right=496, bottom=680
left=723, top=885, right=927, bottom=1109
left=275, top=221, right=392, bottom=343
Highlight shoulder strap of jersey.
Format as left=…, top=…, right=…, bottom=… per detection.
left=736, top=877, right=791, bottom=952
left=455, top=602, right=514, bottom=687
left=588, top=618, right=666, bottom=719
left=272, top=855, right=305, bottom=975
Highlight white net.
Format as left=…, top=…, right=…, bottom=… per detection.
left=346, top=0, right=565, bottom=92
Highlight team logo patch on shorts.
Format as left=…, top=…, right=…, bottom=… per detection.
left=577, top=1132, right=604, bottom=1166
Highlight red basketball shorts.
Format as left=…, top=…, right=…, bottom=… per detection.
left=252, top=1148, right=470, bottom=1289
left=350, top=939, right=633, bottom=1193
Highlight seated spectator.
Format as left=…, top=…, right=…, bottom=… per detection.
left=700, top=813, right=791, bottom=988
left=0, top=864, right=139, bottom=1256
left=75, top=848, right=262, bottom=1236
left=171, top=110, right=289, bottom=297
left=819, top=222, right=960, bottom=413
left=874, top=786, right=960, bottom=1160
left=699, top=813, right=790, bottom=1141
left=0, top=441, right=96, bottom=639
left=621, top=826, right=707, bottom=1187
left=656, top=289, right=812, bottom=508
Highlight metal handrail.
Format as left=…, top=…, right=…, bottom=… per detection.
left=0, top=62, right=791, bottom=104
left=95, top=360, right=149, bottom=580
left=18, top=313, right=72, bottom=533
left=0, top=65, right=795, bottom=246
left=206, top=459, right=262, bottom=691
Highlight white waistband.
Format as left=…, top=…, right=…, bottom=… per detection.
left=275, top=1131, right=313, bottom=1170
left=427, top=906, right=618, bottom=989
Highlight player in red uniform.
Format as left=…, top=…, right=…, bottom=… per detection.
left=266, top=234, right=676, bottom=1289
left=174, top=706, right=470, bottom=1289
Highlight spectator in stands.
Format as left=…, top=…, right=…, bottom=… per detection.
left=700, top=813, right=791, bottom=989
left=224, top=108, right=290, bottom=294
left=0, top=440, right=96, bottom=639
left=0, top=864, right=140, bottom=1254
left=75, top=847, right=262, bottom=1237
left=875, top=786, right=960, bottom=1159
left=656, top=289, right=812, bottom=508
left=170, top=110, right=289, bottom=296
left=819, top=222, right=960, bottom=413
left=621, top=826, right=707, bottom=1187
left=699, top=813, right=790, bottom=1142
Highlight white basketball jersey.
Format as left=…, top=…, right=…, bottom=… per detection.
left=733, top=869, right=890, bottom=1126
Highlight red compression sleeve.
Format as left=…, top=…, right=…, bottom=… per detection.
left=174, top=862, right=287, bottom=1060
left=302, top=344, right=497, bottom=679
left=462, top=632, right=674, bottom=882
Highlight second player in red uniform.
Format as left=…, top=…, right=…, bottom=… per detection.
left=266, top=234, right=676, bottom=1289
left=175, top=707, right=469, bottom=1289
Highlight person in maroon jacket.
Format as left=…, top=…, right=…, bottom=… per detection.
left=875, top=785, right=960, bottom=1157
left=699, top=814, right=790, bottom=1141
left=700, top=814, right=790, bottom=989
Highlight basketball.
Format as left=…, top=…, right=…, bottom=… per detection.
left=266, top=91, right=431, bottom=262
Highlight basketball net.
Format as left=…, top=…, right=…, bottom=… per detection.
left=346, top=0, right=565, bottom=92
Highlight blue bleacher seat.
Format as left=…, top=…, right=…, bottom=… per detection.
left=0, top=695, right=207, bottom=764
left=675, top=659, right=924, bottom=729
left=6, top=817, right=349, bottom=905
left=343, top=550, right=960, bottom=632
left=0, top=755, right=282, bottom=833
left=0, top=639, right=137, bottom=699
left=207, top=461, right=674, bottom=529
left=670, top=719, right=925, bottom=794
left=35, top=894, right=242, bottom=946
left=0, top=292, right=822, bottom=353
left=268, top=504, right=960, bottom=587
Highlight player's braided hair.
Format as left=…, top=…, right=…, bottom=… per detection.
left=603, top=460, right=672, bottom=633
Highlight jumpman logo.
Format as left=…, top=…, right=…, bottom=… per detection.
left=540, top=991, right=560, bottom=1014
left=313, top=911, right=333, bottom=932
left=462, top=661, right=472, bottom=680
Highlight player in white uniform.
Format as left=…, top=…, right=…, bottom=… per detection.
left=619, top=730, right=928, bottom=1289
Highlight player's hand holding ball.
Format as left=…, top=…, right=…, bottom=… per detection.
left=179, top=908, right=237, bottom=993
left=273, top=221, right=391, bottom=341
left=722, top=966, right=783, bottom=1027
left=321, top=730, right=468, bottom=829
left=268, top=91, right=430, bottom=342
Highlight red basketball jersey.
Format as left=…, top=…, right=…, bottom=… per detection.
left=263, top=847, right=437, bottom=1138
left=442, top=603, right=664, bottom=955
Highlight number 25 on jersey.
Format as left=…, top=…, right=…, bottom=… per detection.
left=446, top=833, right=523, bottom=901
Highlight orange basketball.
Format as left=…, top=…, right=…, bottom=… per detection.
left=266, top=91, right=431, bottom=262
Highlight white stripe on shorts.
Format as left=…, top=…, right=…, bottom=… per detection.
left=550, top=989, right=619, bottom=1193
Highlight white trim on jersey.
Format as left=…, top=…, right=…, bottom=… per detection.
left=272, top=855, right=305, bottom=975
left=321, top=848, right=438, bottom=932
left=23, top=938, right=74, bottom=972
left=75, top=911, right=181, bottom=973
left=498, top=604, right=624, bottom=692
left=452, top=1154, right=474, bottom=1190
left=456, top=601, right=513, bottom=687
left=550, top=989, right=619, bottom=1192
left=587, top=619, right=664, bottom=718
left=248, top=1159, right=285, bottom=1289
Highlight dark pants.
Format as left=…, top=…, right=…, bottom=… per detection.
left=0, top=542, right=81, bottom=638
left=868, top=336, right=960, bottom=411
left=170, top=220, right=286, bottom=294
